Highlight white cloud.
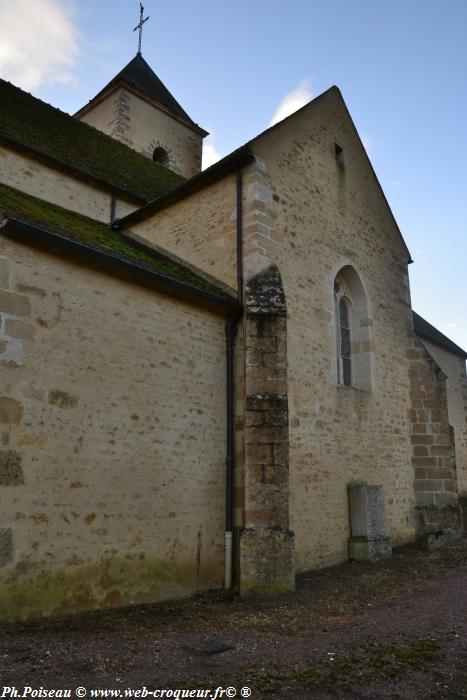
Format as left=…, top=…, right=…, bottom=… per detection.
left=0, top=0, right=78, bottom=91
left=268, top=81, right=314, bottom=127
left=202, top=133, right=222, bottom=170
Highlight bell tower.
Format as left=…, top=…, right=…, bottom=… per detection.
left=74, top=10, right=207, bottom=179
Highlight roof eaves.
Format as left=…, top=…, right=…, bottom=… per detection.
left=413, top=311, right=467, bottom=360
left=117, top=147, right=256, bottom=228
left=75, top=82, right=209, bottom=138
left=0, top=216, right=241, bottom=315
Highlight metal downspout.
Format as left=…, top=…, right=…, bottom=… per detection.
left=224, top=171, right=244, bottom=589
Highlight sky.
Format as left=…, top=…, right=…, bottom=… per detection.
left=0, top=0, right=466, bottom=350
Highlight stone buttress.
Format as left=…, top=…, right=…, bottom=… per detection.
left=408, top=337, right=463, bottom=548
left=238, top=265, right=295, bottom=594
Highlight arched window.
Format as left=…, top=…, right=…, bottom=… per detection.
left=152, top=146, right=170, bottom=167
left=339, top=297, right=352, bottom=386
left=333, top=266, right=373, bottom=390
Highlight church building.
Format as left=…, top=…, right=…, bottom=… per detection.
left=0, top=40, right=466, bottom=620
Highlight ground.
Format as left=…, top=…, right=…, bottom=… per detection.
left=3, top=539, right=467, bottom=699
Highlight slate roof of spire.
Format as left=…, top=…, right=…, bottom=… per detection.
left=76, top=53, right=205, bottom=132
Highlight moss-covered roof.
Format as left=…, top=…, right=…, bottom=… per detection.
left=0, top=183, right=234, bottom=302
left=0, top=78, right=185, bottom=201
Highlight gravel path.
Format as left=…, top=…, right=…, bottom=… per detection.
left=2, top=539, right=467, bottom=698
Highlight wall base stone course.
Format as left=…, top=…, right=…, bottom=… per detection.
left=415, top=504, right=463, bottom=550
left=239, top=527, right=295, bottom=595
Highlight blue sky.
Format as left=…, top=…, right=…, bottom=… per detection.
left=1, top=0, right=466, bottom=349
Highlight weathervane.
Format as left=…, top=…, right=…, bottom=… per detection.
left=133, top=3, right=150, bottom=55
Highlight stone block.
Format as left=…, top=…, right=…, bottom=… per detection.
left=246, top=393, right=287, bottom=412
left=0, top=290, right=31, bottom=316
left=239, top=527, right=295, bottom=595
left=0, top=450, right=24, bottom=485
left=0, top=529, right=13, bottom=567
left=348, top=537, right=392, bottom=561
left=0, top=397, right=24, bottom=424
left=434, top=492, right=458, bottom=506
left=245, top=443, right=273, bottom=464
left=348, top=484, right=388, bottom=539
left=0, top=259, right=9, bottom=290
left=245, top=265, right=287, bottom=317
left=415, top=504, right=463, bottom=550
left=4, top=319, right=34, bottom=341
left=459, top=496, right=467, bottom=533
left=348, top=484, right=392, bottom=561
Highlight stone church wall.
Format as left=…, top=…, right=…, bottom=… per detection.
left=0, top=235, right=227, bottom=620
left=243, top=88, right=418, bottom=571
left=0, top=145, right=137, bottom=222
left=408, top=338, right=458, bottom=507
left=419, top=339, right=467, bottom=496
left=408, top=337, right=463, bottom=546
left=130, top=174, right=238, bottom=291
left=79, top=88, right=203, bottom=179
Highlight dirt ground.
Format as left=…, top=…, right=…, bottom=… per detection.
left=3, top=538, right=467, bottom=699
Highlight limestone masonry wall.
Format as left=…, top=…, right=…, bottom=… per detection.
left=408, top=337, right=458, bottom=507
left=79, top=88, right=203, bottom=178
left=419, top=340, right=467, bottom=495
left=244, top=89, right=418, bottom=571
left=0, top=145, right=137, bottom=222
left=130, top=174, right=238, bottom=291
left=0, top=235, right=227, bottom=620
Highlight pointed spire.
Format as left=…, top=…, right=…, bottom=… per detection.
left=133, top=3, right=150, bottom=55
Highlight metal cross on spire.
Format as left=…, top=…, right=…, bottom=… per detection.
left=133, top=3, right=150, bottom=55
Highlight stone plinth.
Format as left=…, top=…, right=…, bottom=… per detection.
left=239, top=527, right=295, bottom=595
left=416, top=504, right=463, bottom=550
left=348, top=484, right=391, bottom=561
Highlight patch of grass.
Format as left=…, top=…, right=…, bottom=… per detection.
left=291, top=638, right=444, bottom=690
left=190, top=638, right=444, bottom=696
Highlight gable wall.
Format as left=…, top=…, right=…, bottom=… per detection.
left=0, top=145, right=137, bottom=222
left=419, top=340, right=467, bottom=495
left=244, top=90, right=417, bottom=571
left=129, top=174, right=238, bottom=291
left=79, top=88, right=203, bottom=179
left=0, top=235, right=227, bottom=620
